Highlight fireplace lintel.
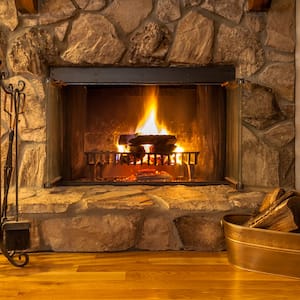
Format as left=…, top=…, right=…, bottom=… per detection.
left=49, top=65, right=235, bottom=85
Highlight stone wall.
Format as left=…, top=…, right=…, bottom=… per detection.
left=0, top=0, right=296, bottom=189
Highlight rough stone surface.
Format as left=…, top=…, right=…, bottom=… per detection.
left=265, top=0, right=295, bottom=53
left=8, top=28, right=58, bottom=75
left=0, top=0, right=18, bottom=31
left=263, top=121, right=295, bottom=148
left=54, top=22, right=69, bottom=42
left=265, top=49, right=295, bottom=63
left=214, top=24, right=265, bottom=77
left=18, top=144, right=46, bottom=187
left=242, top=127, right=280, bottom=187
left=244, top=14, right=265, bottom=33
left=137, top=216, right=182, bottom=250
left=39, top=0, right=76, bottom=25
left=175, top=215, right=225, bottom=251
left=168, top=11, right=213, bottom=65
left=13, top=185, right=265, bottom=251
left=201, top=0, right=244, bottom=24
left=61, top=13, right=125, bottom=64
left=128, top=22, right=170, bottom=65
left=183, top=0, right=202, bottom=7
left=156, top=0, right=181, bottom=23
left=103, top=0, right=153, bottom=34
left=258, top=63, right=295, bottom=101
left=279, top=143, right=295, bottom=188
left=242, top=82, right=284, bottom=130
left=41, top=213, right=141, bottom=251
left=76, top=0, right=106, bottom=10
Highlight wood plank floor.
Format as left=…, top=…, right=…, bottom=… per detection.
left=0, top=251, right=299, bottom=300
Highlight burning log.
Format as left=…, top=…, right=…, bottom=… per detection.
left=244, top=188, right=300, bottom=232
left=129, top=134, right=177, bottom=146
left=119, top=134, right=177, bottom=155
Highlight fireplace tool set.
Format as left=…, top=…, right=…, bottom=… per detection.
left=0, top=72, right=30, bottom=267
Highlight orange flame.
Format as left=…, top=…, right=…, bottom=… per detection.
left=136, top=87, right=167, bottom=135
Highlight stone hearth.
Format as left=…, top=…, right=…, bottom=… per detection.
left=11, top=185, right=263, bottom=252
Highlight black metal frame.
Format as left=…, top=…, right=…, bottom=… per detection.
left=0, top=72, right=30, bottom=267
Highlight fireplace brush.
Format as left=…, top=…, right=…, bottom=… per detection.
left=0, top=72, right=30, bottom=267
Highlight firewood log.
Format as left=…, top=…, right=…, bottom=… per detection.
left=244, top=190, right=300, bottom=232
left=259, top=187, right=285, bottom=213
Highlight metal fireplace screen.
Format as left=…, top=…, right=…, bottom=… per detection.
left=48, top=66, right=235, bottom=186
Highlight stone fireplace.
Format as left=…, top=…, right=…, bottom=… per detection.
left=0, top=0, right=296, bottom=252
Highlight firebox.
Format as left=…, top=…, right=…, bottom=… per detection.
left=46, top=66, right=238, bottom=186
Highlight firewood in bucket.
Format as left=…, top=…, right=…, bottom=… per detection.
left=244, top=189, right=300, bottom=232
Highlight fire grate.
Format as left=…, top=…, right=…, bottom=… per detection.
left=85, top=151, right=199, bottom=166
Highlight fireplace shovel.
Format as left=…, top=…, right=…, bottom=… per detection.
left=0, top=76, right=30, bottom=267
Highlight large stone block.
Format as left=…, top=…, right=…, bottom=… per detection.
left=168, top=11, right=213, bottom=65
left=175, top=214, right=225, bottom=251
left=265, top=0, right=295, bottom=53
left=61, top=13, right=125, bottom=64
left=41, top=213, right=141, bottom=252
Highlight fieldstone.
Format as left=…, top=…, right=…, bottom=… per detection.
left=265, top=49, right=295, bottom=63
left=242, top=82, right=283, bottom=130
left=148, top=185, right=235, bottom=211
left=242, top=126, right=280, bottom=187
left=75, top=0, right=105, bottom=10
left=0, top=0, right=18, bottom=31
left=81, top=189, right=156, bottom=211
left=8, top=28, right=58, bottom=75
left=0, top=76, right=46, bottom=142
left=183, top=0, right=202, bottom=7
left=0, top=42, right=6, bottom=73
left=18, top=187, right=84, bottom=214
left=168, top=11, right=213, bottom=65
left=41, top=213, right=140, bottom=251
left=244, top=14, right=265, bottom=33
left=128, top=22, right=170, bottom=65
left=18, top=143, right=46, bottom=187
left=61, top=13, right=125, bottom=64
left=214, top=24, right=264, bottom=77
left=277, top=98, right=295, bottom=120
left=265, top=0, right=295, bottom=53
left=279, top=142, right=295, bottom=188
left=201, top=0, right=244, bottom=24
left=228, top=192, right=264, bottom=212
left=175, top=215, right=225, bottom=251
left=258, top=63, right=295, bottom=101
left=137, top=216, right=182, bottom=250
left=54, top=22, right=69, bottom=42
left=103, top=0, right=153, bottom=34
left=39, top=0, right=76, bottom=25
left=263, top=121, right=295, bottom=148
left=156, top=0, right=181, bottom=23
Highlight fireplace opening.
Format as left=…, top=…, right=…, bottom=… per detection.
left=46, top=67, right=238, bottom=187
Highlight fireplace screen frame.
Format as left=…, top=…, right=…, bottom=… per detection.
left=46, top=66, right=240, bottom=187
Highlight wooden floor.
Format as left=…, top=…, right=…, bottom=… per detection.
left=0, top=251, right=299, bottom=300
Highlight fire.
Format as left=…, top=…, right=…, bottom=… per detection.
left=136, top=86, right=167, bottom=135
left=117, top=86, right=185, bottom=165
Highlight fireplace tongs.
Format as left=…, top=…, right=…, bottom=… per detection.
left=0, top=73, right=30, bottom=267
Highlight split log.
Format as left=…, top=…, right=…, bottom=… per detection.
left=244, top=189, right=300, bottom=232
left=258, top=187, right=285, bottom=213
